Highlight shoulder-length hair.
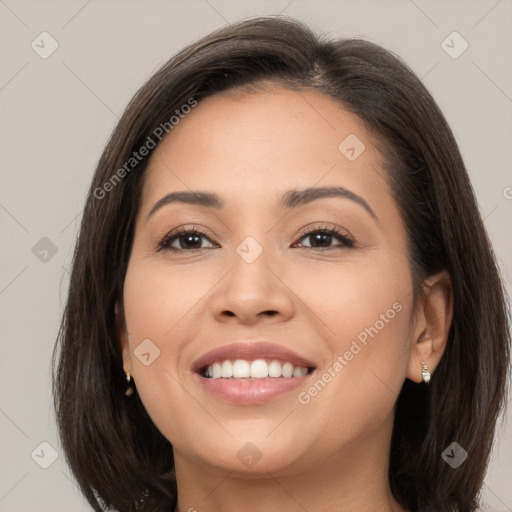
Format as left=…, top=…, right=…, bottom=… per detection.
left=53, top=15, right=510, bottom=512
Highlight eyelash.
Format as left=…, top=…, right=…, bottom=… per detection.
left=156, top=224, right=355, bottom=253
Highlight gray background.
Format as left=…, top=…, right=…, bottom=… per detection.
left=1, top=0, right=511, bottom=510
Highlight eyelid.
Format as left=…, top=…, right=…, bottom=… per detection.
left=294, top=222, right=352, bottom=241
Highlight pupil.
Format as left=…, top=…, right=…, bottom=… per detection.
left=182, top=235, right=200, bottom=249
left=312, top=233, right=331, bottom=247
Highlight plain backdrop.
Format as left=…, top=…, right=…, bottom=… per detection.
left=1, top=1, right=511, bottom=510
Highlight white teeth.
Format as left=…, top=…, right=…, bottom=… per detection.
left=212, top=362, right=222, bottom=379
left=282, top=362, right=294, bottom=378
left=221, top=360, right=233, bottom=378
left=232, top=359, right=250, bottom=378
left=268, top=360, right=282, bottom=377
left=204, top=359, right=310, bottom=379
left=250, top=359, right=268, bottom=378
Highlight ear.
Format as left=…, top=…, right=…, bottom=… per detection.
left=406, top=270, right=453, bottom=383
left=115, top=300, right=132, bottom=374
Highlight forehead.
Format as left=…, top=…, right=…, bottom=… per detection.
left=140, top=87, right=390, bottom=214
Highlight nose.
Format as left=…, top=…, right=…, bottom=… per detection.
left=210, top=245, right=295, bottom=326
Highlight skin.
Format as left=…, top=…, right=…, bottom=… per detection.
left=118, top=87, right=453, bottom=512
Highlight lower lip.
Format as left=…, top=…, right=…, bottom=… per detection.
left=195, top=373, right=313, bottom=404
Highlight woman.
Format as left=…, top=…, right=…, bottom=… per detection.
left=53, top=15, right=510, bottom=512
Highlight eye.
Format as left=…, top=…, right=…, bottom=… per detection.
left=157, top=226, right=218, bottom=252
left=293, top=224, right=355, bottom=250
left=157, top=224, right=355, bottom=253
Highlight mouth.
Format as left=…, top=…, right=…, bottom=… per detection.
left=191, top=341, right=317, bottom=404
left=199, top=358, right=315, bottom=379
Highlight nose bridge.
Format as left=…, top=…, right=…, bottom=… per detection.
left=230, top=212, right=286, bottom=276
left=210, top=230, right=295, bottom=323
left=230, top=232, right=276, bottom=296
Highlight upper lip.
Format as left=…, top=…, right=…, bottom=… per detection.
left=191, top=341, right=317, bottom=373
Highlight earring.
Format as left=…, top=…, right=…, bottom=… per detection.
left=125, top=372, right=134, bottom=396
left=421, top=361, right=431, bottom=384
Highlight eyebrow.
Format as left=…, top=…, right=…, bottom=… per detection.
left=147, top=186, right=377, bottom=221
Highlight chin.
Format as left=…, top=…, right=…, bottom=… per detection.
left=183, top=434, right=312, bottom=477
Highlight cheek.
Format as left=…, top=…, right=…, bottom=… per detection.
left=293, top=256, right=414, bottom=440
left=123, top=258, right=211, bottom=344
left=121, top=262, right=181, bottom=387
left=291, top=253, right=412, bottom=355
left=121, top=258, right=222, bottom=441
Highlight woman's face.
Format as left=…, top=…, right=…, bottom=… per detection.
left=120, top=87, right=420, bottom=476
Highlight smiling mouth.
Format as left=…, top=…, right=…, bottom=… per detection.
left=191, top=341, right=318, bottom=403
left=199, top=358, right=316, bottom=379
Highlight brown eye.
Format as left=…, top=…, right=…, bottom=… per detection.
left=294, top=227, right=354, bottom=250
left=158, top=227, right=218, bottom=252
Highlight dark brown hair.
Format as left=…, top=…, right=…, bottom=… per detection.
left=53, top=15, right=511, bottom=512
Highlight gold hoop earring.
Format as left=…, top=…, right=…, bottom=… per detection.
left=125, top=372, right=134, bottom=396
left=421, top=361, right=431, bottom=384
